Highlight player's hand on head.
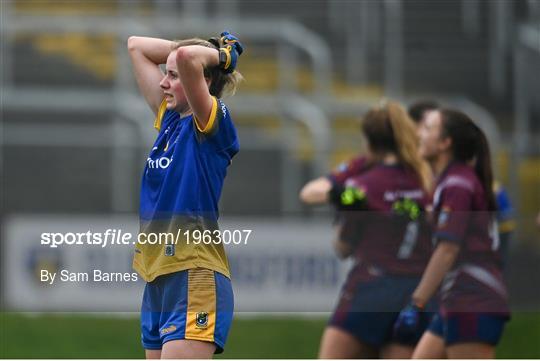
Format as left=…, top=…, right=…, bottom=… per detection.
left=216, top=31, right=244, bottom=73
left=220, top=31, right=244, bottom=55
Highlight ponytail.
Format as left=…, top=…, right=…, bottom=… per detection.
left=362, top=101, right=433, bottom=192
left=473, top=125, right=497, bottom=211
left=439, top=109, right=497, bottom=211
left=387, top=103, right=433, bottom=192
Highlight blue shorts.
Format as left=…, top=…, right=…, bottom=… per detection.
left=427, top=311, right=507, bottom=346
left=329, top=274, right=433, bottom=348
left=140, top=268, right=234, bottom=353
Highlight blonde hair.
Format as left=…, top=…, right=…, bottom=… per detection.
left=362, top=101, right=433, bottom=192
left=172, top=38, right=243, bottom=98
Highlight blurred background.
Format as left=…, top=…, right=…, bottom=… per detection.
left=1, top=0, right=540, bottom=358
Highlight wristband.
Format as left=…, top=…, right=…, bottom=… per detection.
left=219, top=46, right=233, bottom=73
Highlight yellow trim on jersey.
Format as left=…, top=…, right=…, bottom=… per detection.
left=133, top=257, right=230, bottom=283
left=185, top=268, right=217, bottom=342
left=194, top=97, right=218, bottom=134
left=154, top=99, right=168, bottom=131
left=498, top=219, right=516, bottom=234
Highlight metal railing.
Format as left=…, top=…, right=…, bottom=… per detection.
left=1, top=0, right=513, bottom=215
left=511, top=23, right=540, bottom=212
left=1, top=2, right=337, bottom=213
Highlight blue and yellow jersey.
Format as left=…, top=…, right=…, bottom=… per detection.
left=134, top=97, right=239, bottom=282
left=494, top=181, right=515, bottom=235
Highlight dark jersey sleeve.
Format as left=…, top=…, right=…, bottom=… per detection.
left=327, top=156, right=369, bottom=186
left=335, top=178, right=369, bottom=246
left=434, top=181, right=474, bottom=244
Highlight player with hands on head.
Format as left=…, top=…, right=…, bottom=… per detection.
left=127, top=31, right=243, bottom=359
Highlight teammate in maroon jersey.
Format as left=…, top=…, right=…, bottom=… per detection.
left=395, top=109, right=510, bottom=359
left=318, top=102, right=434, bottom=358
left=300, top=101, right=439, bottom=206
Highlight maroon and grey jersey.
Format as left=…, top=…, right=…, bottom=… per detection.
left=327, top=155, right=370, bottom=186
left=433, top=162, right=509, bottom=315
left=338, top=163, right=432, bottom=277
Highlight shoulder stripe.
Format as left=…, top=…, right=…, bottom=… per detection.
left=154, top=99, right=167, bottom=131
left=195, top=97, right=218, bottom=134
left=433, top=175, right=474, bottom=207
left=443, top=175, right=475, bottom=191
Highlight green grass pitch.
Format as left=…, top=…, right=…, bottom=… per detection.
left=1, top=313, right=539, bottom=358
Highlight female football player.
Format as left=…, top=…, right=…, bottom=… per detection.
left=127, top=32, right=243, bottom=358
left=318, top=101, right=434, bottom=358
left=395, top=109, right=510, bottom=359
left=299, top=100, right=437, bottom=205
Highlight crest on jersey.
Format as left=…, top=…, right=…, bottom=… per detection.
left=165, top=244, right=175, bottom=256
left=196, top=312, right=209, bottom=328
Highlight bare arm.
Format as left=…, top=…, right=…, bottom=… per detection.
left=299, top=177, right=333, bottom=205
left=411, top=241, right=460, bottom=307
left=127, top=36, right=172, bottom=115
left=175, top=45, right=220, bottom=132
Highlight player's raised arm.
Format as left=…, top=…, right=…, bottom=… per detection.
left=300, top=156, right=372, bottom=206
left=299, top=177, right=333, bottom=205
left=176, top=32, right=243, bottom=131
left=127, top=36, right=172, bottom=116
left=175, top=45, right=218, bottom=130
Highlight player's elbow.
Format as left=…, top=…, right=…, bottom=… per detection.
left=127, top=36, right=140, bottom=52
left=299, top=185, right=312, bottom=204
left=299, top=178, right=331, bottom=205
left=175, top=46, right=197, bottom=66
left=299, top=185, right=319, bottom=205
